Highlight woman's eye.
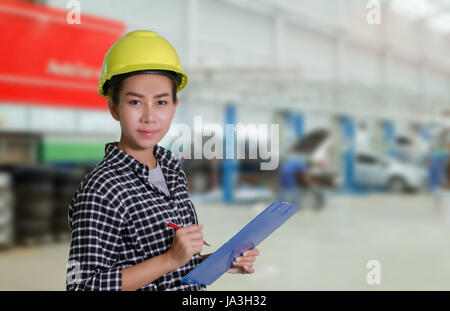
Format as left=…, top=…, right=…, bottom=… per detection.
left=157, top=100, right=167, bottom=105
left=129, top=100, right=140, bottom=105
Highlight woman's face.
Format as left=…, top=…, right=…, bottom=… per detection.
left=108, top=73, right=179, bottom=150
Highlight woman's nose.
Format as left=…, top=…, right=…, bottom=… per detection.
left=141, top=103, right=156, bottom=123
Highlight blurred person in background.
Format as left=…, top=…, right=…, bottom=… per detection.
left=278, top=146, right=323, bottom=210
left=278, top=129, right=330, bottom=210
left=411, top=124, right=431, bottom=167
left=278, top=149, right=309, bottom=206
left=428, top=139, right=448, bottom=212
left=430, top=130, right=450, bottom=223
left=439, top=158, right=450, bottom=224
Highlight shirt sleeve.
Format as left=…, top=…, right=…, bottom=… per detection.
left=66, top=188, right=124, bottom=291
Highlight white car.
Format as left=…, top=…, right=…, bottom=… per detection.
left=354, top=152, right=427, bottom=192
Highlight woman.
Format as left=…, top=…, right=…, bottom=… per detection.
left=66, top=30, right=259, bottom=291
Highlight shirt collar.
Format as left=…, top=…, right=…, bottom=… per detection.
left=104, top=142, right=181, bottom=180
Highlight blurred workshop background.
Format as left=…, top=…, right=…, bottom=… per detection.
left=1, top=0, right=450, bottom=290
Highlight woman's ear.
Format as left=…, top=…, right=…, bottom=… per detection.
left=107, top=99, right=120, bottom=121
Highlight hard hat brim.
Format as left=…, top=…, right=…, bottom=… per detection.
left=102, top=69, right=183, bottom=98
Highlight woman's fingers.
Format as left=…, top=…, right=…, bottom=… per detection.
left=243, top=248, right=259, bottom=257
left=231, top=256, right=255, bottom=274
left=227, top=267, right=241, bottom=274
left=179, top=224, right=203, bottom=233
left=228, top=265, right=254, bottom=274
left=227, top=248, right=259, bottom=274
left=188, top=232, right=204, bottom=241
left=233, top=257, right=255, bottom=265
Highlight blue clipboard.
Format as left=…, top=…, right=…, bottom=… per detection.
left=181, top=201, right=300, bottom=285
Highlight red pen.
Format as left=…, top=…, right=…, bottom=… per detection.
left=167, top=222, right=211, bottom=246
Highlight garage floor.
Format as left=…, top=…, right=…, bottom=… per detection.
left=0, top=193, right=449, bottom=291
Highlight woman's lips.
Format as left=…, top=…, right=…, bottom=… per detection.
left=138, top=130, right=159, bottom=137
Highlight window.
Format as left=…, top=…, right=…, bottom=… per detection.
left=356, top=154, right=378, bottom=165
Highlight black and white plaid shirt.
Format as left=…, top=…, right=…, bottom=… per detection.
left=66, top=142, right=206, bottom=291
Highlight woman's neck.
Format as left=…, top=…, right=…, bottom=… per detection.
left=117, top=141, right=157, bottom=169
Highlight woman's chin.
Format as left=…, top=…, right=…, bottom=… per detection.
left=123, top=137, right=157, bottom=150
left=136, top=141, right=158, bottom=150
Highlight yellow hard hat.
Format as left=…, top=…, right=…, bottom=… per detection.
left=98, top=30, right=188, bottom=99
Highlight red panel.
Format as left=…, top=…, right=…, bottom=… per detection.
left=0, top=0, right=126, bottom=110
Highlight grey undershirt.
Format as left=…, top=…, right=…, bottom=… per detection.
left=148, top=162, right=170, bottom=197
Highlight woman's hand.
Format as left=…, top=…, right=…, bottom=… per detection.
left=166, top=225, right=204, bottom=269
left=227, top=248, right=260, bottom=274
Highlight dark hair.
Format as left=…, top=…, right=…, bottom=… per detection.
left=108, top=70, right=180, bottom=106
